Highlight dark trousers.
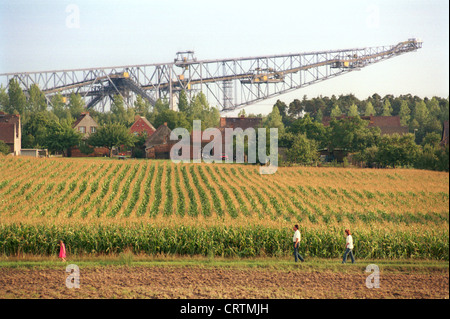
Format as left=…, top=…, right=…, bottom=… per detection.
left=342, top=248, right=355, bottom=263
left=293, top=243, right=304, bottom=262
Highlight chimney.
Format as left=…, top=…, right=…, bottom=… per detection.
left=220, top=117, right=226, bottom=127
left=240, top=114, right=245, bottom=118
left=164, top=122, right=168, bottom=126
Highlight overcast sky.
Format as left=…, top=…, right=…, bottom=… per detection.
left=0, top=0, right=448, bottom=115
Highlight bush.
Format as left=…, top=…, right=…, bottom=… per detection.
left=0, top=140, right=10, bottom=155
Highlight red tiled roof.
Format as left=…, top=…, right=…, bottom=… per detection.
left=130, top=117, right=156, bottom=135
left=0, top=113, right=20, bottom=126
left=322, top=115, right=409, bottom=135
left=144, top=123, right=172, bottom=149
left=219, top=116, right=262, bottom=130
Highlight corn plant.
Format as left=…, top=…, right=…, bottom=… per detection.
left=163, top=165, right=173, bottom=217
left=123, top=163, right=147, bottom=217
left=108, top=164, right=140, bottom=218
left=149, top=165, right=164, bottom=218
left=189, top=165, right=211, bottom=218
left=181, top=165, right=198, bottom=217
left=197, top=166, right=223, bottom=217
left=173, top=165, right=186, bottom=217
left=136, top=164, right=156, bottom=217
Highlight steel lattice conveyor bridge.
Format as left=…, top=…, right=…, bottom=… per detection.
left=0, top=38, right=422, bottom=113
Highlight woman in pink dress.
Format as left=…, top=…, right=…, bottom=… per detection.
left=59, top=240, right=66, bottom=262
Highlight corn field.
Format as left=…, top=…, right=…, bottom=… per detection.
left=0, top=156, right=448, bottom=260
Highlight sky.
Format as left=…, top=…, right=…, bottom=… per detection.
left=0, top=0, right=448, bottom=115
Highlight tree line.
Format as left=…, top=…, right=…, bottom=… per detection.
left=256, top=94, right=448, bottom=171
left=0, top=79, right=448, bottom=171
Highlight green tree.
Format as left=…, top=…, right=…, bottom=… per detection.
left=7, top=79, right=26, bottom=115
left=398, top=100, right=411, bottom=126
left=131, top=132, right=148, bottom=158
left=153, top=109, right=191, bottom=131
left=264, top=105, right=285, bottom=134
left=237, top=109, right=247, bottom=117
left=46, top=120, right=82, bottom=156
left=288, top=114, right=328, bottom=148
left=51, top=93, right=72, bottom=122
left=87, top=123, right=136, bottom=157
left=353, top=145, right=379, bottom=168
left=0, top=85, right=9, bottom=112
left=177, top=90, right=189, bottom=113
left=328, top=116, right=380, bottom=153
left=68, top=93, right=85, bottom=119
left=347, top=103, right=359, bottom=117
left=0, top=140, right=10, bottom=155
left=364, top=101, right=376, bottom=116
left=285, top=133, right=319, bottom=164
left=185, top=92, right=220, bottom=129
left=421, top=132, right=441, bottom=147
left=153, top=98, right=170, bottom=114
left=27, top=84, right=47, bottom=113
left=134, top=95, right=151, bottom=117
left=427, top=97, right=441, bottom=119
left=412, top=101, right=429, bottom=127
left=381, top=99, right=393, bottom=116
left=376, top=133, right=420, bottom=168
left=314, top=108, right=323, bottom=123
left=110, top=94, right=135, bottom=126
left=368, top=93, right=383, bottom=115
left=21, top=111, right=59, bottom=148
left=288, top=99, right=304, bottom=119
left=330, top=104, right=342, bottom=118
left=274, top=99, right=293, bottom=126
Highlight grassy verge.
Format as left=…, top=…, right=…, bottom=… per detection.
left=0, top=254, right=448, bottom=274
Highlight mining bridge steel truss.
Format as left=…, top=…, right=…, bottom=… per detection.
left=0, top=39, right=422, bottom=112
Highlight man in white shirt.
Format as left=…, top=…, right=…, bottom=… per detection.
left=342, top=229, right=355, bottom=264
left=293, top=225, right=305, bottom=262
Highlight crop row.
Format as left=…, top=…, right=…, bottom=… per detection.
left=0, top=223, right=447, bottom=260
left=0, top=159, right=448, bottom=229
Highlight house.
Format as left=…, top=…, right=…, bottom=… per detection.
left=144, top=123, right=174, bottom=159
left=144, top=115, right=264, bottom=161
left=130, top=115, right=156, bottom=137
left=70, top=112, right=109, bottom=157
left=0, top=112, right=21, bottom=155
left=320, top=115, right=409, bottom=163
left=441, top=121, right=449, bottom=147
left=322, top=115, right=409, bottom=136
left=72, top=112, right=98, bottom=138
left=219, top=115, right=262, bottom=130
left=217, top=115, right=263, bottom=161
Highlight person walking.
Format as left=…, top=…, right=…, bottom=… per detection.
left=342, top=229, right=355, bottom=264
left=59, top=240, right=66, bottom=262
left=293, top=225, right=305, bottom=262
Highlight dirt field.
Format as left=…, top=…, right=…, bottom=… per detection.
left=0, top=265, right=448, bottom=299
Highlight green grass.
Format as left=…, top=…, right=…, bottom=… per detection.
left=0, top=255, right=447, bottom=274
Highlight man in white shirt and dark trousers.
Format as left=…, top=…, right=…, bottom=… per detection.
left=342, top=229, right=355, bottom=264
left=293, top=225, right=305, bottom=262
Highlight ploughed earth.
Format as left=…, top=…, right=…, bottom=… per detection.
left=0, top=265, right=448, bottom=299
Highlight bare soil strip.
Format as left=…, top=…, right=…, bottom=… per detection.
left=0, top=265, right=447, bottom=299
